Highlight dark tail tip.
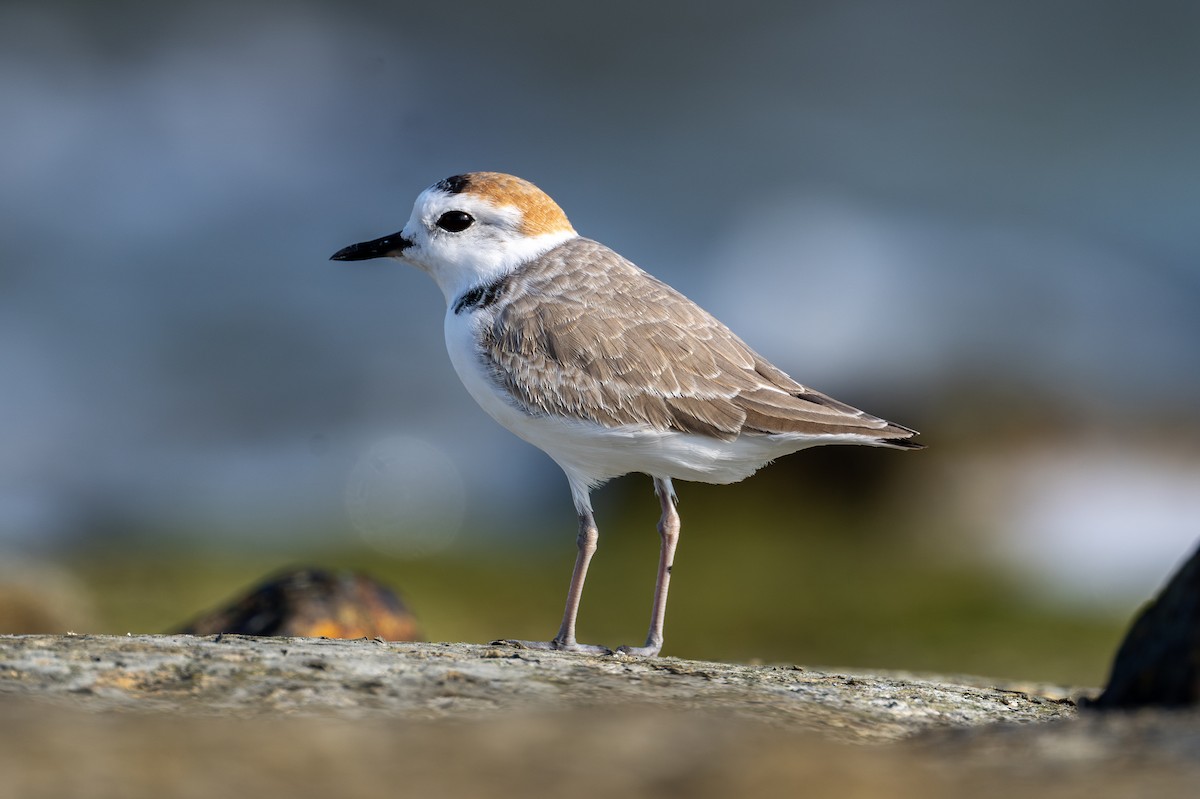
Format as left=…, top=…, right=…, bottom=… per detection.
left=884, top=438, right=926, bottom=450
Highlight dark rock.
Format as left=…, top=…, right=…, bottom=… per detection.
left=177, top=567, right=420, bottom=642
left=1091, top=541, right=1200, bottom=708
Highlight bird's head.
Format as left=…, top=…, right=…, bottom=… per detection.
left=332, top=172, right=577, bottom=301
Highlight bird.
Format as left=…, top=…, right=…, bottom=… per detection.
left=332, top=172, right=922, bottom=657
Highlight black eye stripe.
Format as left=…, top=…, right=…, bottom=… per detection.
left=436, top=211, right=475, bottom=233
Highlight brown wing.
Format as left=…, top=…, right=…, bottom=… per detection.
left=479, top=238, right=920, bottom=446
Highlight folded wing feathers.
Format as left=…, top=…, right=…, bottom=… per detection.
left=481, top=238, right=919, bottom=446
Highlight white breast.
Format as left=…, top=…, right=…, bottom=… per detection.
left=444, top=306, right=549, bottom=452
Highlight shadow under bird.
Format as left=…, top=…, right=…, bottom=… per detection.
left=333, top=172, right=922, bottom=656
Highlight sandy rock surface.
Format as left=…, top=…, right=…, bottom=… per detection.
left=2, top=634, right=1197, bottom=798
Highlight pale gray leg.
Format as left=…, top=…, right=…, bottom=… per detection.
left=501, top=508, right=610, bottom=655
left=617, top=477, right=680, bottom=657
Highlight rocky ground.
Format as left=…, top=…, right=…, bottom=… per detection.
left=2, top=634, right=1198, bottom=798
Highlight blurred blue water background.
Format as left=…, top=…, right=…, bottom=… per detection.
left=2, top=1, right=1199, bottom=661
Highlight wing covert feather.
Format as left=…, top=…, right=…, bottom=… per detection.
left=478, top=238, right=915, bottom=443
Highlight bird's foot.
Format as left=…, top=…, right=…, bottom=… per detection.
left=615, top=643, right=662, bottom=658
left=493, top=638, right=613, bottom=656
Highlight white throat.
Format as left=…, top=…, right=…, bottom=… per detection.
left=431, top=229, right=576, bottom=304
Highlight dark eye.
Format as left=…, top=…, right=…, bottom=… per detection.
left=436, top=211, right=475, bottom=233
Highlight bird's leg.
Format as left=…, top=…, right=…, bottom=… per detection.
left=618, top=477, right=679, bottom=657
left=500, top=508, right=611, bottom=655
left=551, top=509, right=603, bottom=649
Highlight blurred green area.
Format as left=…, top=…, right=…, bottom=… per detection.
left=61, top=453, right=1129, bottom=689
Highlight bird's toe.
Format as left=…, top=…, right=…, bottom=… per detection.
left=493, top=638, right=613, bottom=656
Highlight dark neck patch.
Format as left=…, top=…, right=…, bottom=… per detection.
left=453, top=274, right=509, bottom=315
left=435, top=174, right=472, bottom=195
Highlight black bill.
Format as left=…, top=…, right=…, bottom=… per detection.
left=330, top=231, right=412, bottom=261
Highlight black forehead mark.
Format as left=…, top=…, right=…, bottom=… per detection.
left=435, top=174, right=472, bottom=195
